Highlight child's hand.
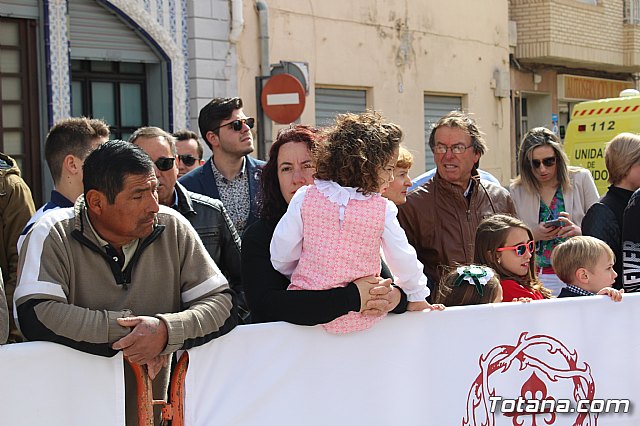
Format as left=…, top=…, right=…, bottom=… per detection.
left=407, top=301, right=445, bottom=311
left=510, top=297, right=532, bottom=303
left=407, top=301, right=429, bottom=311
left=597, top=287, right=624, bottom=302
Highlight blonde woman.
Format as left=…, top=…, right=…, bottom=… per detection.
left=383, top=146, right=414, bottom=206
left=509, top=127, right=599, bottom=296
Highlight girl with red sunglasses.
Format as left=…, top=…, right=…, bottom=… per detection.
left=474, top=214, right=553, bottom=302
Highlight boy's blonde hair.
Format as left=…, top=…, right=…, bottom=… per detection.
left=551, top=236, right=614, bottom=284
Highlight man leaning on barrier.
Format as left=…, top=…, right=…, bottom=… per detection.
left=15, top=140, right=238, bottom=425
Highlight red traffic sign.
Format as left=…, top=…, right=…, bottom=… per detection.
left=261, top=73, right=306, bottom=124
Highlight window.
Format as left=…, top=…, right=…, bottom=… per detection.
left=0, top=17, right=42, bottom=202
left=71, top=60, right=147, bottom=140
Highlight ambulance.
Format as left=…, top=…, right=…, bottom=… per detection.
left=563, top=89, right=640, bottom=195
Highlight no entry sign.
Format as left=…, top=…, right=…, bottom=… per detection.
left=261, top=73, right=306, bottom=124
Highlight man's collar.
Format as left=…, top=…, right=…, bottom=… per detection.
left=211, top=156, right=247, bottom=180
left=463, top=179, right=474, bottom=198
left=170, top=188, right=179, bottom=210
left=172, top=182, right=195, bottom=214
left=77, top=195, right=141, bottom=251
left=50, top=189, right=75, bottom=208
left=434, top=171, right=477, bottom=194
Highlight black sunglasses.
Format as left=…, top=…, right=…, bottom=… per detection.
left=212, top=117, right=255, bottom=132
left=531, top=157, right=556, bottom=169
left=178, top=154, right=198, bottom=167
left=154, top=157, right=176, bottom=171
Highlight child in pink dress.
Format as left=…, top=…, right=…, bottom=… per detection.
left=270, top=111, right=444, bottom=334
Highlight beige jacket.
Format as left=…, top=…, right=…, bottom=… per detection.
left=509, top=167, right=599, bottom=230
left=0, top=153, right=35, bottom=343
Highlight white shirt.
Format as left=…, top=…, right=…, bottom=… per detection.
left=270, top=180, right=430, bottom=302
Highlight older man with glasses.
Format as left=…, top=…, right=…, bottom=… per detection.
left=179, top=97, right=265, bottom=236
left=397, top=110, right=517, bottom=298
left=130, top=127, right=249, bottom=321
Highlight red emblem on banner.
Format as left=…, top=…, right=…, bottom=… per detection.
left=463, top=332, right=596, bottom=426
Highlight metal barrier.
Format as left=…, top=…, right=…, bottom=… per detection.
left=129, top=352, right=189, bottom=425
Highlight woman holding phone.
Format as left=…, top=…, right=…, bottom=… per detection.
left=509, top=127, right=599, bottom=296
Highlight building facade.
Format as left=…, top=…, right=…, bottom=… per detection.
left=236, top=0, right=513, bottom=183
left=15, top=1, right=629, bottom=202
left=509, top=0, right=640, bottom=173
left=0, top=0, right=236, bottom=202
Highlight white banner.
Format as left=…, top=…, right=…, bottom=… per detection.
left=0, top=297, right=637, bottom=425
left=185, top=294, right=640, bottom=426
left=0, top=342, right=125, bottom=426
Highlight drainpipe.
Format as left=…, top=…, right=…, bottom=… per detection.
left=256, top=0, right=271, bottom=158
left=229, top=0, right=244, bottom=43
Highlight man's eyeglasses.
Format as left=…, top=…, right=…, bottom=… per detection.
left=178, top=155, right=199, bottom=167
left=531, top=157, right=556, bottom=169
left=434, top=144, right=473, bottom=155
left=496, top=240, right=535, bottom=257
left=212, top=117, right=255, bottom=132
left=154, top=157, right=176, bottom=171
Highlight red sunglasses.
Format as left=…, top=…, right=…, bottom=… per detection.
left=496, top=240, right=535, bottom=256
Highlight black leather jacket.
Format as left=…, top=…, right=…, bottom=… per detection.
left=173, top=182, right=247, bottom=318
left=582, top=185, right=634, bottom=289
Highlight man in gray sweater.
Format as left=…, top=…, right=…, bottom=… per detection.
left=15, top=140, right=238, bottom=424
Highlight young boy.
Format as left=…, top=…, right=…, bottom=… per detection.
left=551, top=236, right=624, bottom=301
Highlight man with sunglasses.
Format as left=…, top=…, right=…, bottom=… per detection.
left=179, top=97, right=265, bottom=236
left=398, top=111, right=517, bottom=297
left=172, top=129, right=205, bottom=177
left=129, top=127, right=248, bottom=320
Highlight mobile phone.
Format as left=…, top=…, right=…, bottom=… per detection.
left=543, top=218, right=563, bottom=228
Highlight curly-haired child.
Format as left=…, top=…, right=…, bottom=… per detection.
left=270, top=111, right=443, bottom=334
